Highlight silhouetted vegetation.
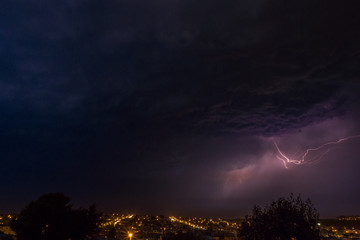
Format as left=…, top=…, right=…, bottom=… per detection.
left=240, top=194, right=321, bottom=240
left=163, top=231, right=202, bottom=240
left=10, top=193, right=102, bottom=240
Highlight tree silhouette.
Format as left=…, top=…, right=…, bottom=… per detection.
left=10, top=193, right=102, bottom=240
left=240, top=194, right=321, bottom=240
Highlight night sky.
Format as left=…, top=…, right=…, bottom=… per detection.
left=1, top=0, right=360, bottom=218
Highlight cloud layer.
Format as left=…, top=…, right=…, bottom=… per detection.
left=0, top=0, right=360, bottom=216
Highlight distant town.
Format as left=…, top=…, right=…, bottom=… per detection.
left=1, top=213, right=360, bottom=239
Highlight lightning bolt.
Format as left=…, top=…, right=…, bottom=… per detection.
left=274, top=135, right=360, bottom=169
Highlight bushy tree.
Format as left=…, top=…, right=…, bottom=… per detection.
left=10, top=193, right=102, bottom=240
left=240, top=194, right=321, bottom=240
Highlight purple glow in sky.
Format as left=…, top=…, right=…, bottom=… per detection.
left=274, top=135, right=360, bottom=168
left=217, top=118, right=360, bottom=217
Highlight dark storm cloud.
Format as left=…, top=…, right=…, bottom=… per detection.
left=2, top=0, right=359, bottom=133
left=1, top=0, right=360, bottom=215
left=172, top=0, right=360, bottom=135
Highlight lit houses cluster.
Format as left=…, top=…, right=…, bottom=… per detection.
left=0, top=214, right=16, bottom=236
left=320, top=217, right=360, bottom=239
left=99, top=214, right=241, bottom=239
left=2, top=213, right=360, bottom=239
left=99, top=214, right=360, bottom=240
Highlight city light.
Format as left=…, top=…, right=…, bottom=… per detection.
left=2, top=213, right=360, bottom=239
